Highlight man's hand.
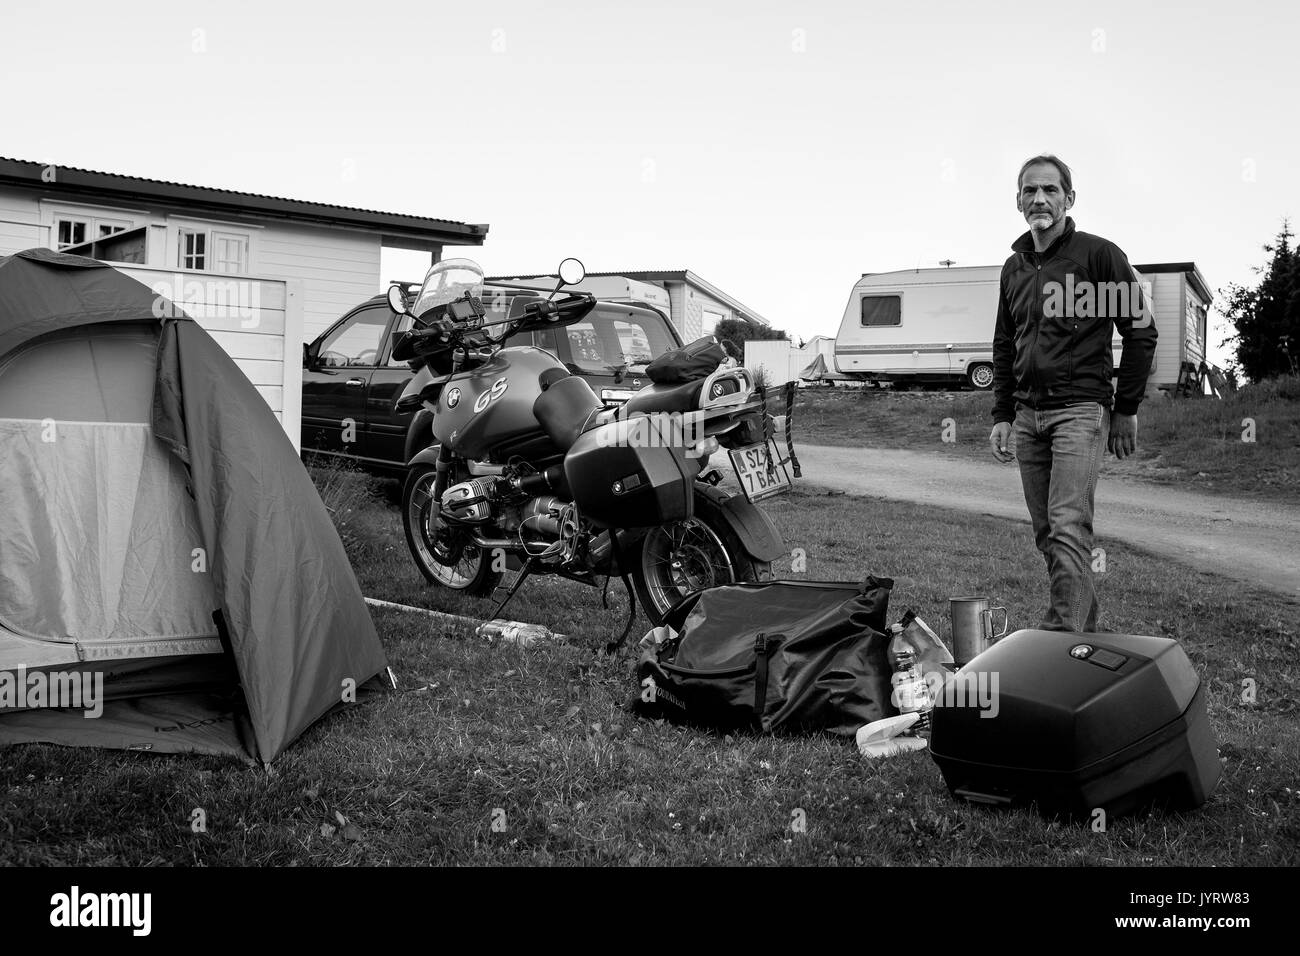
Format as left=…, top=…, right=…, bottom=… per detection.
left=1109, top=412, right=1137, bottom=459
left=989, top=422, right=1014, bottom=463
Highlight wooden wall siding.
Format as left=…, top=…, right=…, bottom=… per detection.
left=668, top=283, right=689, bottom=340
left=256, top=223, right=382, bottom=342
left=120, top=265, right=304, bottom=449
left=692, top=288, right=733, bottom=331
left=1183, top=276, right=1207, bottom=365
left=0, top=191, right=43, bottom=255
left=1139, top=271, right=1185, bottom=387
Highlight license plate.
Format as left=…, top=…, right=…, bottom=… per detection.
left=729, top=441, right=791, bottom=502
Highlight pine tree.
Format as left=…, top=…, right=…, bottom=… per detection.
left=1222, top=221, right=1300, bottom=381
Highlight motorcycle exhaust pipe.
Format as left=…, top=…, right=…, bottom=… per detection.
left=511, top=464, right=564, bottom=495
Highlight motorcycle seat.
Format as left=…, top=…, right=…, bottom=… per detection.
left=621, top=379, right=705, bottom=416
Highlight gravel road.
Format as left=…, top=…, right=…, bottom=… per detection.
left=792, top=443, right=1300, bottom=601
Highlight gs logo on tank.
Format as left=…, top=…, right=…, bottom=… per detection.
left=473, top=378, right=508, bottom=413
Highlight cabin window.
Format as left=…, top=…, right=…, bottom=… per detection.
left=179, top=230, right=207, bottom=270
left=55, top=215, right=133, bottom=251
left=860, top=295, right=901, bottom=327
left=176, top=225, right=252, bottom=272
left=212, top=232, right=248, bottom=273
left=702, top=309, right=725, bottom=335
left=55, top=218, right=88, bottom=249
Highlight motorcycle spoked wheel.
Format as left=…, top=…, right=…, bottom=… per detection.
left=630, top=491, right=767, bottom=627
left=401, top=461, right=502, bottom=595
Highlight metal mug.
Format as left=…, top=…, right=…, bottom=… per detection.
left=949, top=596, right=1009, bottom=665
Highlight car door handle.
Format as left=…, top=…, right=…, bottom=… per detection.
left=345, top=378, right=366, bottom=387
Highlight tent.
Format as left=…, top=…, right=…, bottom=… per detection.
left=0, top=248, right=387, bottom=762
left=799, top=353, right=847, bottom=383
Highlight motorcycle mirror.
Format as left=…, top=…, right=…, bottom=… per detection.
left=557, top=257, right=586, bottom=287
left=386, top=284, right=409, bottom=316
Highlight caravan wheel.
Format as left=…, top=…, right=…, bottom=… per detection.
left=967, top=363, right=995, bottom=390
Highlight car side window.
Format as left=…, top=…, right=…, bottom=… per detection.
left=387, top=313, right=414, bottom=366
left=319, top=307, right=389, bottom=367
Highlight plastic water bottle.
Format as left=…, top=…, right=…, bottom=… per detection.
left=476, top=619, right=553, bottom=647
left=890, top=640, right=933, bottom=734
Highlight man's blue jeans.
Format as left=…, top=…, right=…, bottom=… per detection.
left=1013, top=402, right=1109, bottom=632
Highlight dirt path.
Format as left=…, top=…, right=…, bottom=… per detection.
left=792, top=444, right=1300, bottom=601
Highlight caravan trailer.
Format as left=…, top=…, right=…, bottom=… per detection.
left=833, top=266, right=1124, bottom=390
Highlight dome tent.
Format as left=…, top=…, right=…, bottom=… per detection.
left=0, top=248, right=387, bottom=762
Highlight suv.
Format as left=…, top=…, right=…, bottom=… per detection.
left=301, top=283, right=682, bottom=473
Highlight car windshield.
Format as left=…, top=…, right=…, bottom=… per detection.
left=411, top=258, right=485, bottom=322
left=530, top=306, right=677, bottom=376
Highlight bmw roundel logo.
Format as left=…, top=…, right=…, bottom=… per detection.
left=446, top=387, right=461, bottom=408
left=711, top=382, right=726, bottom=398
left=1070, top=644, right=1093, bottom=659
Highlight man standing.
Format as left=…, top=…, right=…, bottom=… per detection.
left=989, top=155, right=1158, bottom=632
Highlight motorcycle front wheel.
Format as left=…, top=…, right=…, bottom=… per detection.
left=630, top=490, right=770, bottom=627
left=402, top=460, right=502, bottom=595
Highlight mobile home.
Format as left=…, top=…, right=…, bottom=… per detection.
left=833, top=263, right=1211, bottom=392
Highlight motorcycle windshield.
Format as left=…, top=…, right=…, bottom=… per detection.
left=411, top=258, right=485, bottom=322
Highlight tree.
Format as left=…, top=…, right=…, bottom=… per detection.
left=1221, top=220, right=1300, bottom=381
left=713, top=317, right=787, bottom=361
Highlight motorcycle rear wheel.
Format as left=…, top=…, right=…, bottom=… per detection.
left=630, top=490, right=768, bottom=627
left=402, top=461, right=502, bottom=595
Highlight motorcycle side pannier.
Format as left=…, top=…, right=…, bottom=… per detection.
left=928, top=629, right=1222, bottom=818
left=564, top=418, right=698, bottom=528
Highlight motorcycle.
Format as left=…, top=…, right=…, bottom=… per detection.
left=389, top=257, right=801, bottom=636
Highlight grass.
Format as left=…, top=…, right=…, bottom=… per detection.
left=791, top=376, right=1300, bottom=503
left=2, top=463, right=1297, bottom=866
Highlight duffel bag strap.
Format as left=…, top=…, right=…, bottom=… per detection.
left=753, top=633, right=777, bottom=725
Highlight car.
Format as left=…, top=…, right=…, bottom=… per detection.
left=301, top=280, right=683, bottom=473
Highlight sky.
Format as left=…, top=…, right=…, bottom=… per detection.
left=3, top=0, right=1297, bottom=364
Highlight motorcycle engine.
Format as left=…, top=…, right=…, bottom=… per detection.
left=440, top=477, right=501, bottom=523
left=500, top=495, right=580, bottom=560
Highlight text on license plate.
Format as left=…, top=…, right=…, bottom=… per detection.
left=728, top=442, right=790, bottom=501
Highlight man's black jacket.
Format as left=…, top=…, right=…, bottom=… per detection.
left=991, top=217, right=1158, bottom=424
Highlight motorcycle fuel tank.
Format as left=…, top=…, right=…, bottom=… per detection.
left=431, top=346, right=567, bottom=459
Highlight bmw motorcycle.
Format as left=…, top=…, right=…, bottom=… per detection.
left=389, top=257, right=801, bottom=633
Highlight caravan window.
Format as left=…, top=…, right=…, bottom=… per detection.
left=860, top=295, right=901, bottom=327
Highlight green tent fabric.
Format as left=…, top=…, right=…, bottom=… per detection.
left=0, top=248, right=387, bottom=762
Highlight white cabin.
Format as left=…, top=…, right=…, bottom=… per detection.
left=0, top=157, right=486, bottom=445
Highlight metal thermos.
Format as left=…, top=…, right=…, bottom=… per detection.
left=949, top=596, right=1009, bottom=665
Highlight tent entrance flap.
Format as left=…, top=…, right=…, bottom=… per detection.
left=0, top=419, right=221, bottom=655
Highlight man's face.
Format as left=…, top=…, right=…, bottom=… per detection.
left=1016, top=163, right=1074, bottom=233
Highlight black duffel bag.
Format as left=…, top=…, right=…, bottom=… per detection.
left=634, top=577, right=896, bottom=736
left=645, top=336, right=727, bottom=384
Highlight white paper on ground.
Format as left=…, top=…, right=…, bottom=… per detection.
left=856, top=712, right=930, bottom=758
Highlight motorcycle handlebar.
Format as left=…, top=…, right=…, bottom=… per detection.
left=397, top=291, right=595, bottom=361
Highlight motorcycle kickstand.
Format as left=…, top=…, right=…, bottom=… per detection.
left=603, top=534, right=638, bottom=655
left=488, top=557, right=535, bottom=621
